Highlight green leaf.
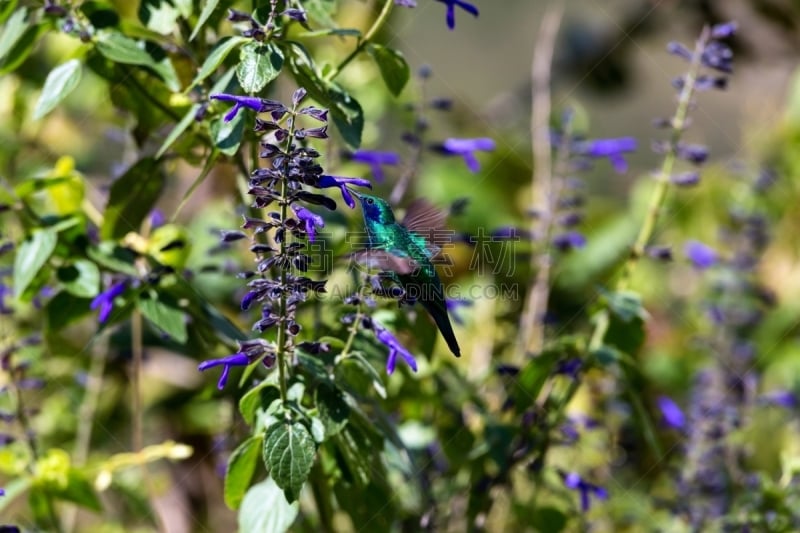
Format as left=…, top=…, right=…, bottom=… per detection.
left=101, top=157, right=165, bottom=240
left=53, top=470, right=102, bottom=511
left=137, top=292, right=188, bottom=344
left=282, top=41, right=363, bottom=148
left=262, top=421, right=316, bottom=503
left=187, top=35, right=247, bottom=92
left=95, top=31, right=180, bottom=90
left=138, top=0, right=180, bottom=35
left=86, top=242, right=138, bottom=276
left=14, top=229, right=57, bottom=296
left=367, top=44, right=409, bottom=97
left=316, top=384, right=350, bottom=437
left=0, top=21, right=46, bottom=75
left=225, top=434, right=264, bottom=509
left=335, top=352, right=386, bottom=399
left=303, top=0, right=338, bottom=27
left=0, top=1, right=19, bottom=25
left=33, top=59, right=82, bottom=120
left=239, top=382, right=281, bottom=426
left=511, top=350, right=560, bottom=410
left=238, top=477, right=299, bottom=533
left=237, top=41, right=283, bottom=93
left=45, top=291, right=93, bottom=331
left=190, top=0, right=221, bottom=41
left=0, top=8, right=28, bottom=64
left=210, top=111, right=245, bottom=156
left=57, top=260, right=100, bottom=299
left=156, top=103, right=200, bottom=158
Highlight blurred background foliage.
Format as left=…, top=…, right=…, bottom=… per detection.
left=1, top=0, right=800, bottom=531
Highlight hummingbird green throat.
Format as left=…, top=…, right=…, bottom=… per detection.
left=354, top=192, right=461, bottom=357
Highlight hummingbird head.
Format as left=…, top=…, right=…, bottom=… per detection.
left=355, top=192, right=395, bottom=224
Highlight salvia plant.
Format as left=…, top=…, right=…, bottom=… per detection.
left=2, top=1, right=800, bottom=532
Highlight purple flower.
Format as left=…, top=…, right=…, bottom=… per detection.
left=434, top=0, right=479, bottom=30
left=90, top=281, right=127, bottom=323
left=552, top=231, right=586, bottom=251
left=440, top=137, right=495, bottom=172
left=684, top=240, right=717, bottom=269
left=711, top=21, right=738, bottom=39
left=318, top=175, right=372, bottom=209
left=394, top=0, right=417, bottom=6
left=563, top=472, right=608, bottom=512
left=150, top=209, right=166, bottom=229
left=210, top=93, right=287, bottom=123
left=657, top=396, right=686, bottom=430
left=0, top=283, right=12, bottom=314
left=375, top=324, right=417, bottom=374
left=291, top=205, right=325, bottom=242
left=446, top=298, right=472, bottom=325
left=760, top=390, right=798, bottom=409
left=198, top=353, right=250, bottom=390
left=575, top=137, right=637, bottom=173
left=349, top=150, right=400, bottom=182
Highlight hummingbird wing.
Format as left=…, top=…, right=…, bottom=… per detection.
left=349, top=249, right=419, bottom=275
left=401, top=199, right=450, bottom=259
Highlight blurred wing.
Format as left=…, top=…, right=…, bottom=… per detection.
left=401, top=199, right=450, bottom=257
left=349, top=250, right=418, bottom=275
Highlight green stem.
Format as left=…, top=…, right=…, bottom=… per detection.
left=590, top=25, right=711, bottom=348
left=339, top=305, right=363, bottom=361
left=324, top=0, right=394, bottom=82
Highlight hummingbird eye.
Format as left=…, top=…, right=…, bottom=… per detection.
left=366, top=198, right=374, bottom=205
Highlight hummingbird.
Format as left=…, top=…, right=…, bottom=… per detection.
left=353, top=192, right=461, bottom=357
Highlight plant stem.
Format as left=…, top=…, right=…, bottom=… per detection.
left=324, top=0, right=394, bottom=82
left=518, top=3, right=564, bottom=358
left=131, top=308, right=144, bottom=451
left=589, top=25, right=711, bottom=349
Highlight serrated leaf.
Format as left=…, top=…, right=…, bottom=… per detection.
left=14, top=229, right=57, bottom=296
left=190, top=0, right=221, bottom=41
left=101, top=157, right=164, bottom=240
left=238, top=477, right=299, bottom=533
left=262, top=421, right=316, bottom=503
left=210, top=111, right=244, bottom=156
left=187, top=35, right=247, bottom=92
left=137, top=292, right=188, bottom=344
left=33, top=59, right=82, bottom=120
left=237, top=42, right=283, bottom=93
left=57, top=260, right=100, bottom=299
left=0, top=8, right=28, bottom=64
left=367, top=44, right=409, bottom=97
left=224, top=434, right=263, bottom=509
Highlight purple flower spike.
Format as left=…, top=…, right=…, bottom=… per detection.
left=563, top=472, right=608, bottom=512
left=441, top=137, right=495, bottom=172
left=349, top=150, right=401, bottom=182
left=318, top=175, right=372, bottom=208
left=375, top=324, right=417, bottom=374
left=684, top=240, right=717, bottom=269
left=210, top=93, right=286, bottom=123
left=552, top=231, right=586, bottom=251
left=292, top=205, right=325, bottom=242
left=198, top=353, right=250, bottom=390
left=657, top=396, right=686, bottom=430
left=90, top=281, right=127, bottom=323
left=711, top=21, right=738, bottom=39
left=576, top=137, right=637, bottom=174
left=435, top=0, right=479, bottom=30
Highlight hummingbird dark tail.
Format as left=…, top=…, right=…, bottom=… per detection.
left=420, top=297, right=461, bottom=358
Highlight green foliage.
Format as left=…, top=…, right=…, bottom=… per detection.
left=262, top=421, right=317, bottom=503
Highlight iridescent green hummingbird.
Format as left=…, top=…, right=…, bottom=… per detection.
left=354, top=192, right=461, bottom=357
